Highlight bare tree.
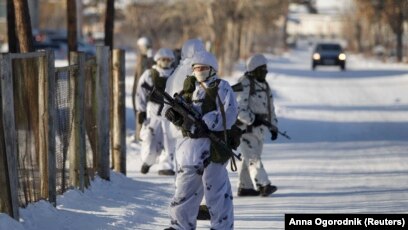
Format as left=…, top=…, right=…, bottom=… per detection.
left=194, top=0, right=286, bottom=74
left=354, top=0, right=407, bottom=62
left=13, top=0, right=33, bottom=52
left=104, top=0, right=115, bottom=49
left=348, top=0, right=375, bottom=53
left=39, top=1, right=66, bottom=29
left=67, top=0, right=78, bottom=55
left=383, top=0, right=406, bottom=62
left=7, top=0, right=18, bottom=52
left=119, top=0, right=286, bottom=74
left=121, top=3, right=169, bottom=48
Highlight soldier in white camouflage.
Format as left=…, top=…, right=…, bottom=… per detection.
left=233, top=54, right=279, bottom=197
left=136, top=48, right=176, bottom=176
left=164, top=39, right=213, bottom=221
left=164, top=51, right=237, bottom=230
left=133, top=37, right=155, bottom=142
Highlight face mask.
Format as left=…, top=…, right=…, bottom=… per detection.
left=254, top=65, right=268, bottom=82
left=194, top=69, right=210, bottom=82
left=256, top=70, right=267, bottom=82
left=157, top=59, right=173, bottom=69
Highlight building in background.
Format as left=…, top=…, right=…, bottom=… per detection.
left=286, top=0, right=352, bottom=48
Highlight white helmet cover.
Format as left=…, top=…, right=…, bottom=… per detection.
left=181, top=38, right=206, bottom=60
left=246, top=54, right=267, bottom=72
left=137, top=37, right=151, bottom=48
left=154, top=48, right=175, bottom=62
left=191, top=51, right=218, bottom=72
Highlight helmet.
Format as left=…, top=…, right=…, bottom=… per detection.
left=181, top=38, right=205, bottom=59
left=246, top=54, right=267, bottom=72
left=137, top=37, right=151, bottom=48
left=191, top=51, right=218, bottom=72
left=154, top=48, right=175, bottom=62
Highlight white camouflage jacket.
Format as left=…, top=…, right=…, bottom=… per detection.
left=235, top=75, right=277, bottom=132
left=176, top=76, right=238, bottom=166
left=136, top=65, right=174, bottom=117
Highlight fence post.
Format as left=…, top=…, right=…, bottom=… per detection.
left=69, top=52, right=86, bottom=191
left=112, top=49, right=126, bottom=175
left=96, top=46, right=110, bottom=180
left=0, top=53, right=19, bottom=219
left=38, top=50, right=56, bottom=206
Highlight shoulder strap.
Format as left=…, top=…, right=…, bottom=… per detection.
left=265, top=82, right=272, bottom=122
left=249, top=78, right=256, bottom=95
left=199, top=80, right=238, bottom=171
left=243, top=73, right=256, bottom=95
left=216, top=89, right=237, bottom=171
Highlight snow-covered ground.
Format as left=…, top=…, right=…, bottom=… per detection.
left=1, top=47, right=408, bottom=230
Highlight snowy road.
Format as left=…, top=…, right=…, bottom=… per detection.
left=228, top=49, right=408, bottom=229
left=125, top=48, right=408, bottom=229
left=2, top=47, right=407, bottom=230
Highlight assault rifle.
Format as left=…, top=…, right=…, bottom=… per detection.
left=141, top=82, right=242, bottom=162
left=259, top=119, right=291, bottom=140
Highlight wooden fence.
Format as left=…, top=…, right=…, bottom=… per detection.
left=0, top=47, right=126, bottom=220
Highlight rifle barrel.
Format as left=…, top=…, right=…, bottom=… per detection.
left=261, top=119, right=291, bottom=140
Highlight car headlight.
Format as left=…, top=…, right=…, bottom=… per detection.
left=338, top=53, right=346, bottom=60
left=313, top=53, right=320, bottom=60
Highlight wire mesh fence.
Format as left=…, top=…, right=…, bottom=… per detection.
left=84, top=57, right=97, bottom=182
left=12, top=57, right=42, bottom=207
left=1, top=47, right=126, bottom=219
left=55, top=66, right=74, bottom=194
left=54, top=56, right=100, bottom=193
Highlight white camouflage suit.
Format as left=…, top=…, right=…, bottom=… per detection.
left=235, top=71, right=278, bottom=190
left=136, top=64, right=176, bottom=171
left=165, top=38, right=206, bottom=141
left=168, top=52, right=238, bottom=229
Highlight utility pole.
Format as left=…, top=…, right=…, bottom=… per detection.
left=27, top=0, right=38, bottom=31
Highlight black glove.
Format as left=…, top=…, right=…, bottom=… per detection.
left=137, top=111, right=146, bottom=124
left=183, top=75, right=196, bottom=94
left=271, top=130, right=278, bottom=141
left=165, top=108, right=183, bottom=127
left=252, top=114, right=265, bottom=127
left=181, top=118, right=194, bottom=132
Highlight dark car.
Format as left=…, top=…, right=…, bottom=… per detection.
left=33, top=41, right=68, bottom=60
left=34, top=29, right=96, bottom=59
left=312, top=43, right=346, bottom=70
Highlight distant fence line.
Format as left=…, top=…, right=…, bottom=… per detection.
left=0, top=46, right=126, bottom=220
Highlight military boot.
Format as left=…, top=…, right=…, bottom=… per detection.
left=141, top=163, right=151, bottom=174
left=259, top=184, right=277, bottom=197
left=158, top=169, right=175, bottom=176
left=237, top=187, right=260, bottom=197
left=197, top=205, right=211, bottom=220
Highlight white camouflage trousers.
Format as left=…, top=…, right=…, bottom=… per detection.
left=169, top=163, right=234, bottom=229
left=238, top=129, right=271, bottom=189
left=140, top=116, right=175, bottom=170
